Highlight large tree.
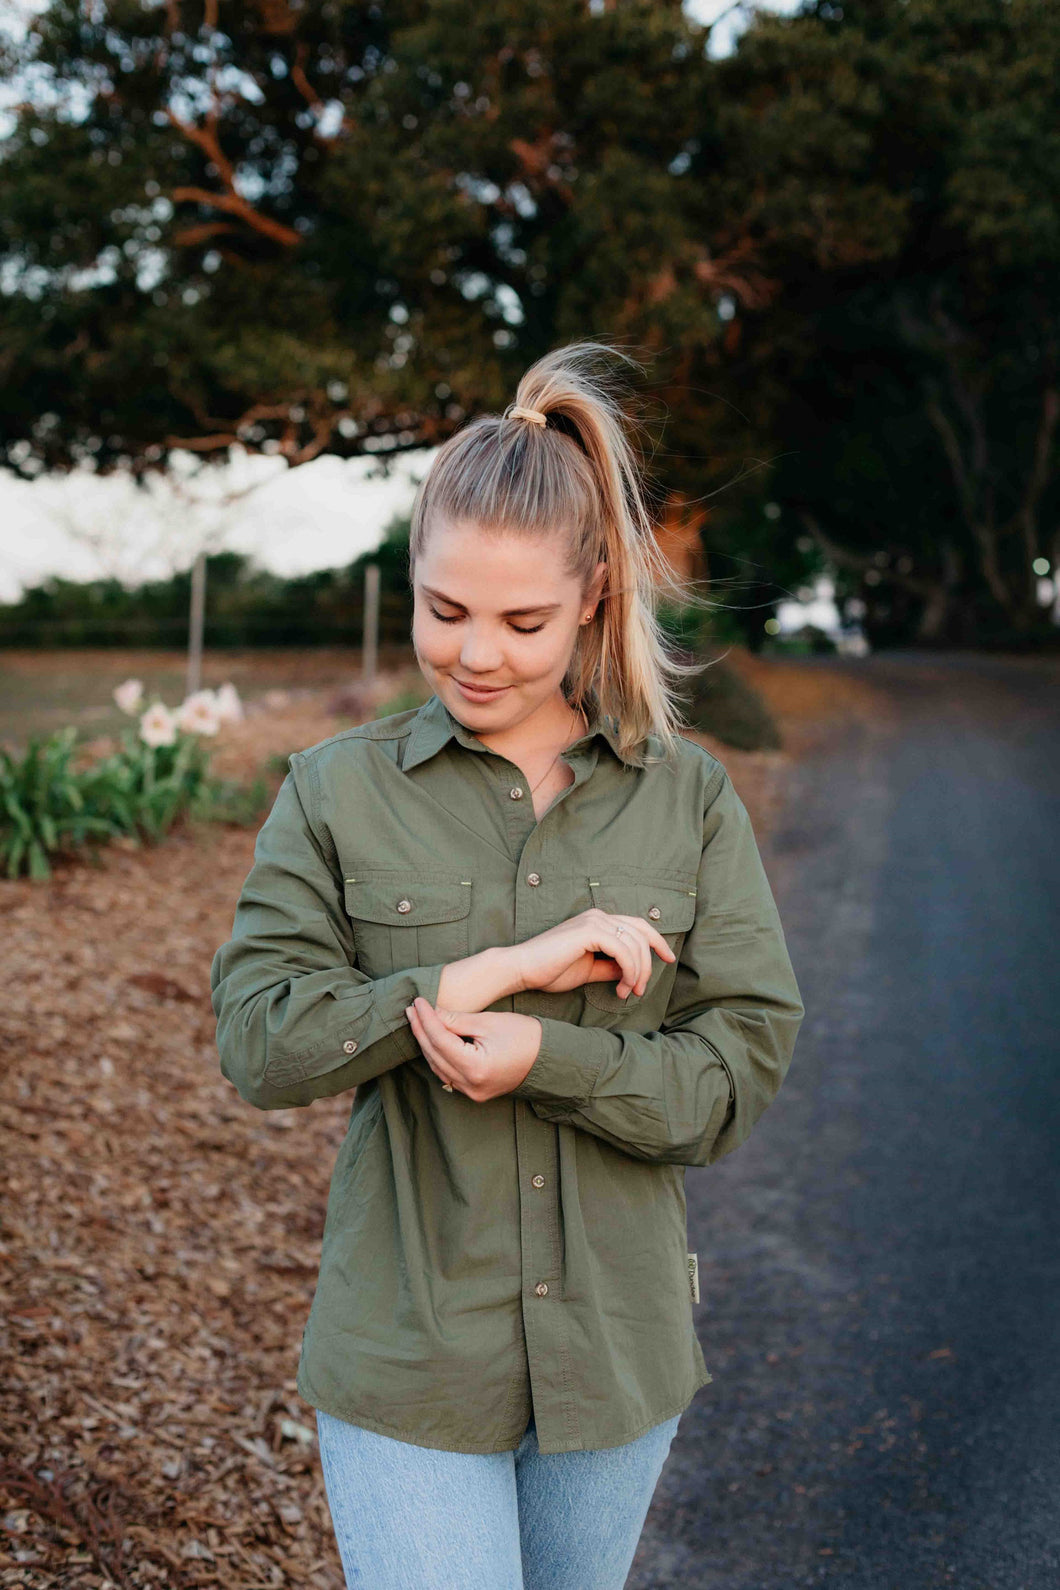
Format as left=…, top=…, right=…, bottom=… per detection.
left=0, top=0, right=733, bottom=479
left=703, top=0, right=1060, bottom=643
left=6, top=1, right=1060, bottom=648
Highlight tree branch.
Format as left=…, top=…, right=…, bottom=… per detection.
left=171, top=220, right=239, bottom=247
left=924, top=387, right=978, bottom=528
left=167, top=108, right=302, bottom=248
left=170, top=186, right=301, bottom=248
left=1014, top=383, right=1060, bottom=569
left=797, top=510, right=944, bottom=601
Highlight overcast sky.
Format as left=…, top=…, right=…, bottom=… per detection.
left=0, top=1, right=804, bottom=603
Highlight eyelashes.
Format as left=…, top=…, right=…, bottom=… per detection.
left=427, top=606, right=545, bottom=635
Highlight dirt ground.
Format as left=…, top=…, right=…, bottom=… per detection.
left=0, top=652, right=888, bottom=1589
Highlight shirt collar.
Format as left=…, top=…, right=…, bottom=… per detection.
left=401, top=691, right=646, bottom=774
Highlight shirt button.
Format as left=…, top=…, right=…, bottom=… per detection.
left=396, top=898, right=412, bottom=913
left=527, top=872, right=541, bottom=886
left=534, top=1281, right=549, bottom=1296
left=509, top=786, right=524, bottom=800
left=343, top=1039, right=358, bottom=1055
left=648, top=905, right=661, bottom=920
left=531, top=1174, right=545, bottom=1188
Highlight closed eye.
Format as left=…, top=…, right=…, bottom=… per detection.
left=428, top=606, right=545, bottom=635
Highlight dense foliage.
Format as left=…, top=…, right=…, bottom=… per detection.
left=3, top=0, right=1059, bottom=645
left=0, top=521, right=416, bottom=647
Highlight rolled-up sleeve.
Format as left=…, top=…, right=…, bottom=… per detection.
left=511, top=768, right=804, bottom=1166
left=210, top=764, right=444, bottom=1111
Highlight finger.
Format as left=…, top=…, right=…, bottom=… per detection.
left=617, top=920, right=651, bottom=995
left=615, top=917, right=678, bottom=982
left=411, top=998, right=478, bottom=1070
left=431, top=1006, right=491, bottom=1041
left=614, top=917, right=671, bottom=993
left=632, top=919, right=677, bottom=962
left=597, top=922, right=644, bottom=998
left=406, top=1002, right=461, bottom=1088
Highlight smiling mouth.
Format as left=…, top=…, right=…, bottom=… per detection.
left=454, top=679, right=509, bottom=692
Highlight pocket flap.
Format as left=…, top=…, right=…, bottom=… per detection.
left=343, top=872, right=473, bottom=926
left=587, top=875, right=697, bottom=934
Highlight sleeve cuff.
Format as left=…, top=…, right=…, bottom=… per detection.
left=510, top=1016, right=613, bottom=1110
left=359, top=960, right=447, bottom=1033
left=267, top=962, right=447, bottom=1085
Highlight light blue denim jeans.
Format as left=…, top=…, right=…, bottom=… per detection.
left=315, top=1406, right=683, bottom=1590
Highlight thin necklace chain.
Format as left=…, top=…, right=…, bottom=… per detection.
left=528, top=701, right=584, bottom=794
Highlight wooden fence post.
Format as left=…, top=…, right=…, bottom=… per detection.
left=362, top=562, right=379, bottom=681
left=186, top=549, right=206, bottom=698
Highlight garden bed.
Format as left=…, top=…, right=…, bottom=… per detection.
left=0, top=654, right=887, bottom=1587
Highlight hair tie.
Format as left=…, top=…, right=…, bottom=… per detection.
left=509, top=405, right=548, bottom=427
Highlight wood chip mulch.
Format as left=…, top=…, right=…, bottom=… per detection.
left=0, top=659, right=885, bottom=1587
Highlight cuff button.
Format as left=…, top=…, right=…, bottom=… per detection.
left=343, top=1039, right=359, bottom=1055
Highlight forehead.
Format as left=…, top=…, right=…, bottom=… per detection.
left=416, top=520, right=577, bottom=604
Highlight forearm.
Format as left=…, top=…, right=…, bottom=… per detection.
left=213, top=947, right=524, bottom=1112
left=211, top=953, right=448, bottom=1112
left=437, top=946, right=522, bottom=1011
left=512, top=1001, right=800, bottom=1167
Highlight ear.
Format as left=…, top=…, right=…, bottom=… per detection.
left=586, top=560, right=608, bottom=608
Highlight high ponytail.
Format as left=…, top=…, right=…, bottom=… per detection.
left=408, top=339, right=718, bottom=766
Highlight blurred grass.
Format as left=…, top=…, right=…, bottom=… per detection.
left=0, top=647, right=403, bottom=751
left=0, top=643, right=784, bottom=756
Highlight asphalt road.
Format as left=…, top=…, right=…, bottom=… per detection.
left=629, top=651, right=1060, bottom=1590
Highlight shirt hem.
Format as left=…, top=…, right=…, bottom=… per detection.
left=297, top=1366, right=714, bottom=1456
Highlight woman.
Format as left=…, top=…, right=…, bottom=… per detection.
left=210, top=340, right=804, bottom=1589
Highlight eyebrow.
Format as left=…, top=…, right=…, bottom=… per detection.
left=420, top=584, right=563, bottom=618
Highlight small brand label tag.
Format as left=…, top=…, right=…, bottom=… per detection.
left=687, top=1251, right=699, bottom=1303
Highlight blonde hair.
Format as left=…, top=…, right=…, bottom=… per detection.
left=408, top=339, right=718, bottom=766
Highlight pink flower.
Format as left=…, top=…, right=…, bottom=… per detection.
left=139, top=702, right=177, bottom=748
left=176, top=690, right=222, bottom=736
left=213, top=681, right=244, bottom=724
left=113, top=678, right=145, bottom=715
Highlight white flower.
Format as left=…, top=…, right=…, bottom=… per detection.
left=213, top=681, right=244, bottom=723
left=176, top=689, right=222, bottom=736
left=113, top=678, right=144, bottom=715
left=139, top=702, right=178, bottom=748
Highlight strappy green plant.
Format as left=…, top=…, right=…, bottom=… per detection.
left=0, top=727, right=124, bottom=880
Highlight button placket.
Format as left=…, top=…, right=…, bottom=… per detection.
left=513, top=1080, right=573, bottom=1446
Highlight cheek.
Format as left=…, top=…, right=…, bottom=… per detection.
left=412, top=615, right=453, bottom=665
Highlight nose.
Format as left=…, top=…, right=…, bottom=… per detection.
left=459, top=626, right=506, bottom=674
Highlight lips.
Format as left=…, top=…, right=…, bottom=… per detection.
left=454, top=678, right=509, bottom=694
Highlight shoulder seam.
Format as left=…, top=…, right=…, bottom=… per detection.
left=679, top=734, right=726, bottom=777
left=701, top=758, right=728, bottom=804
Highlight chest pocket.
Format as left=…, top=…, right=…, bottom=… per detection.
left=343, top=871, right=473, bottom=978
left=584, top=873, right=697, bottom=1012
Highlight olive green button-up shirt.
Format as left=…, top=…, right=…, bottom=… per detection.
left=210, top=690, right=804, bottom=1455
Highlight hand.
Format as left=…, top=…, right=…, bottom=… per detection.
left=510, top=909, right=676, bottom=1001
left=405, top=999, right=543, bottom=1102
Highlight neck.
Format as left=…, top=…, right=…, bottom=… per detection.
left=472, top=695, right=586, bottom=762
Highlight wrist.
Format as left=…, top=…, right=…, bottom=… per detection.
left=481, top=945, right=527, bottom=1000
left=436, top=946, right=524, bottom=1011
